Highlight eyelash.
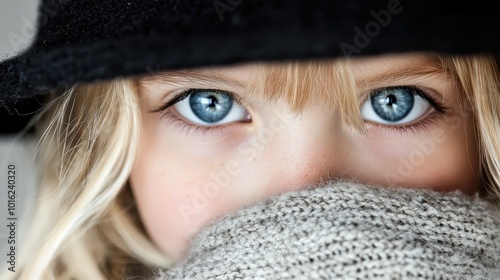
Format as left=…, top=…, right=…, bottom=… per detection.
left=379, top=111, right=441, bottom=134
left=151, top=88, right=247, bottom=113
left=162, top=109, right=240, bottom=137
left=152, top=85, right=449, bottom=136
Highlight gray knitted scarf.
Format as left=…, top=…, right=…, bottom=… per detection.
left=153, top=181, right=500, bottom=279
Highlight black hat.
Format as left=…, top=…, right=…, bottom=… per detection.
left=2, top=0, right=500, bottom=133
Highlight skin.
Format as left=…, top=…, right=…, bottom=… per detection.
left=129, top=54, right=480, bottom=261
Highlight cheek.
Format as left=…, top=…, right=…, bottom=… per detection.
left=129, top=130, right=263, bottom=261
left=354, top=123, right=480, bottom=194
left=129, top=151, right=193, bottom=261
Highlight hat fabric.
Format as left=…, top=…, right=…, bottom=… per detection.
left=1, top=0, right=500, bottom=133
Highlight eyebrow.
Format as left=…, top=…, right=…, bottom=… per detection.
left=138, top=70, right=247, bottom=90
left=358, top=67, right=450, bottom=87
left=355, top=55, right=450, bottom=87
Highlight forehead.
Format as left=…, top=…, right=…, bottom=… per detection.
left=350, top=53, right=445, bottom=79
left=138, top=63, right=257, bottom=90
left=139, top=53, right=446, bottom=86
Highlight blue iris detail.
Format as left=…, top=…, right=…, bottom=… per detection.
left=370, top=87, right=414, bottom=122
left=189, top=91, right=233, bottom=123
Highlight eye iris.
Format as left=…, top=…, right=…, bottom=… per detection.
left=371, top=88, right=414, bottom=122
left=189, top=91, right=233, bottom=123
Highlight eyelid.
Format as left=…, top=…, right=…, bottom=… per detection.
left=149, top=88, right=247, bottom=114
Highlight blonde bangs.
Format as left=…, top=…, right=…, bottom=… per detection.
left=242, top=59, right=365, bottom=133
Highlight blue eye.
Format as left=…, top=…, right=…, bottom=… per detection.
left=361, top=86, right=431, bottom=125
left=174, top=90, right=249, bottom=126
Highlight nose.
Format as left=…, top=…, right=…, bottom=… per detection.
left=254, top=104, right=349, bottom=195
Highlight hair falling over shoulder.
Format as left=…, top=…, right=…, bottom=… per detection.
left=2, top=80, right=171, bottom=280
left=4, top=54, right=500, bottom=279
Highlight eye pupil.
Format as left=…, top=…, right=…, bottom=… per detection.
left=202, top=95, right=218, bottom=109
left=384, top=94, right=397, bottom=107
left=371, top=87, right=414, bottom=122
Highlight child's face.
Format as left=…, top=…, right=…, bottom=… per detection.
left=130, top=53, right=480, bottom=261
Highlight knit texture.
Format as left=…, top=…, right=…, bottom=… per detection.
left=154, top=181, right=500, bottom=279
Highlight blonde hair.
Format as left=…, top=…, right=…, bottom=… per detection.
left=447, top=55, right=500, bottom=202
left=4, top=54, right=500, bottom=279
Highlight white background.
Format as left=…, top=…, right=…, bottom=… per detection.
left=0, top=0, right=39, bottom=62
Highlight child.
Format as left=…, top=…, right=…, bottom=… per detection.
left=1, top=0, right=500, bottom=279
